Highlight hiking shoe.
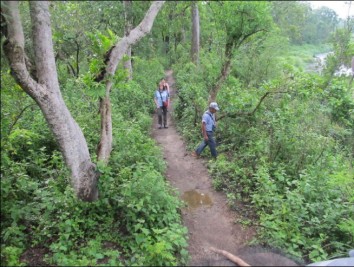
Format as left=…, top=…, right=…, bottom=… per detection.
left=164, top=125, right=168, bottom=128
left=158, top=125, right=162, bottom=129
left=191, top=151, right=199, bottom=158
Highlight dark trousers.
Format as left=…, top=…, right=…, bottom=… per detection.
left=157, top=107, right=167, bottom=126
left=195, top=131, right=217, bottom=158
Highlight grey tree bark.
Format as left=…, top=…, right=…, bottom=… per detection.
left=191, top=1, right=200, bottom=66
left=3, top=1, right=98, bottom=202
left=97, top=1, right=165, bottom=162
left=123, top=0, right=133, bottom=80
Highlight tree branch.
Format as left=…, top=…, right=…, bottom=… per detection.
left=210, top=247, right=251, bottom=266
left=2, top=1, right=44, bottom=100
left=94, top=1, right=165, bottom=85
left=75, top=39, right=80, bottom=77
left=217, top=91, right=290, bottom=121
left=7, top=104, right=37, bottom=135
left=237, top=28, right=267, bottom=48
left=96, top=1, right=165, bottom=163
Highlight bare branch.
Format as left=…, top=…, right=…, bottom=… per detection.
left=107, top=1, right=165, bottom=77
left=7, top=104, right=37, bottom=135
left=217, top=91, right=290, bottom=121
left=210, top=247, right=251, bottom=266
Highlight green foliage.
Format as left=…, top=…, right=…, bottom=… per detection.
left=116, top=163, right=189, bottom=266
left=2, top=1, right=352, bottom=266
left=271, top=1, right=339, bottom=45
left=211, top=1, right=273, bottom=41
left=251, top=164, right=353, bottom=262
left=110, top=114, right=165, bottom=172
left=132, top=56, right=165, bottom=96
left=6, top=129, right=41, bottom=160
left=87, top=29, right=118, bottom=57
left=324, top=79, right=354, bottom=126
left=1, top=112, right=188, bottom=266
left=174, top=51, right=353, bottom=263
left=1, top=54, right=187, bottom=267
left=1, top=246, right=25, bottom=267
left=1, top=70, right=62, bottom=172
left=235, top=32, right=289, bottom=87
left=49, top=239, right=122, bottom=266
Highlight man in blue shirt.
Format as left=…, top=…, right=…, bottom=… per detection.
left=154, top=82, right=170, bottom=129
left=192, top=102, right=219, bottom=158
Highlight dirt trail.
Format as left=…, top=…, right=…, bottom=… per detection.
left=151, top=70, right=256, bottom=266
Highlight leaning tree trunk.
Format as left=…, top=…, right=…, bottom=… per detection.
left=96, top=1, right=165, bottom=163
left=208, top=30, right=262, bottom=103
left=208, top=37, right=235, bottom=103
left=123, top=0, right=133, bottom=80
left=191, top=1, right=200, bottom=66
left=3, top=1, right=98, bottom=202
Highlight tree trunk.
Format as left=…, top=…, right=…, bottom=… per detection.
left=208, top=38, right=235, bottom=103
left=96, top=1, right=165, bottom=162
left=74, top=39, right=80, bottom=77
left=124, top=0, right=133, bottom=80
left=3, top=1, right=98, bottom=202
left=191, top=1, right=200, bottom=66
left=208, top=29, right=263, bottom=103
left=97, top=95, right=113, bottom=162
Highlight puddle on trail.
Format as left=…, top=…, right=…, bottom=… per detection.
left=181, top=190, right=213, bottom=209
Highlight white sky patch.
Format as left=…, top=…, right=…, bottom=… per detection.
left=307, top=1, right=353, bottom=19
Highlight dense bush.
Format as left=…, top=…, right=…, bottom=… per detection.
left=1, top=57, right=188, bottom=266
left=172, top=45, right=354, bottom=263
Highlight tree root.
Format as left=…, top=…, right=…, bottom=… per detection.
left=210, top=247, right=251, bottom=266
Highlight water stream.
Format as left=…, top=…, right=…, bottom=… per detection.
left=306, top=52, right=353, bottom=76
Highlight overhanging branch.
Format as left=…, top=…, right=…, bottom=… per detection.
left=217, top=91, right=290, bottom=121
left=7, top=104, right=37, bottom=135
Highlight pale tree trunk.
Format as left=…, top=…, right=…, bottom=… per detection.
left=96, top=1, right=165, bottom=162
left=123, top=0, right=133, bottom=80
left=3, top=1, right=98, bottom=201
left=191, top=1, right=200, bottom=66
left=124, top=47, right=132, bottom=80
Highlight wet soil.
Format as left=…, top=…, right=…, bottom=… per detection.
left=151, top=70, right=257, bottom=266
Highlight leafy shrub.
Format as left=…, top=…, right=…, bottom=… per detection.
left=117, top=163, right=189, bottom=266
left=173, top=51, right=353, bottom=263
left=1, top=54, right=188, bottom=266
left=133, top=57, right=165, bottom=94
left=1, top=123, right=188, bottom=266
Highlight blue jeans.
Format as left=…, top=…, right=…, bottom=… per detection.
left=195, top=131, right=217, bottom=158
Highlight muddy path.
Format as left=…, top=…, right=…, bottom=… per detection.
left=151, top=70, right=256, bottom=266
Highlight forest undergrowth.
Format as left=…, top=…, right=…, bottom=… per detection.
left=1, top=1, right=354, bottom=266
left=171, top=47, right=354, bottom=263
left=1, top=57, right=189, bottom=266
